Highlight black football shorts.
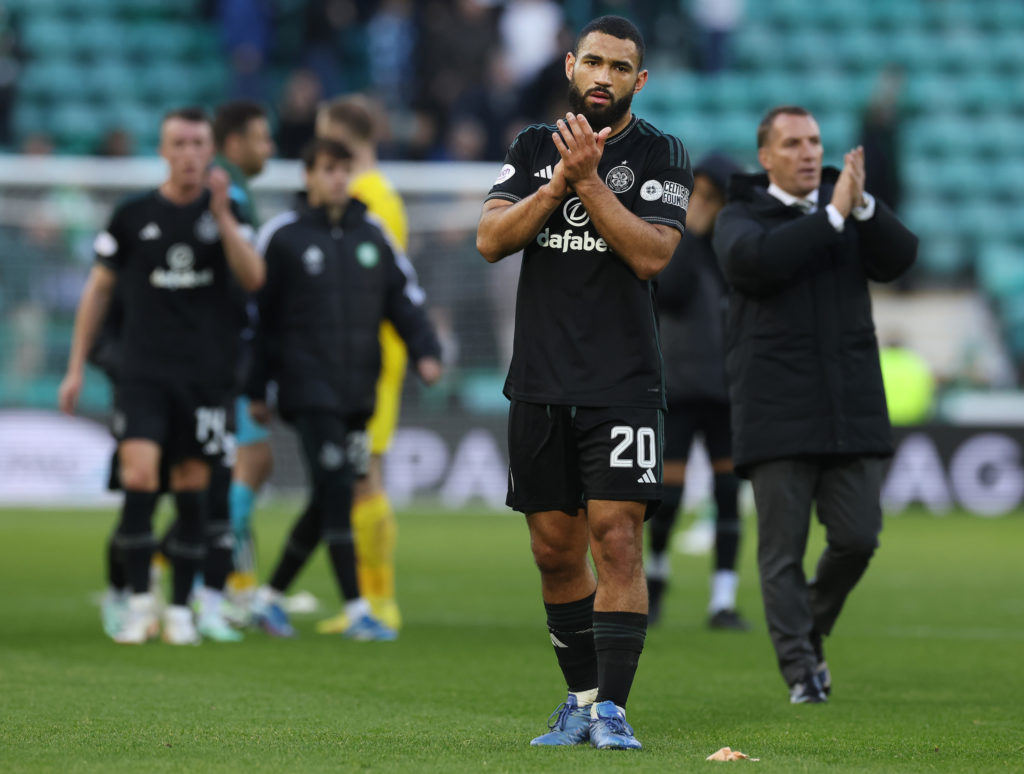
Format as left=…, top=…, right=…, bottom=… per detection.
left=113, top=378, right=231, bottom=464
left=663, top=399, right=732, bottom=462
left=506, top=400, right=664, bottom=518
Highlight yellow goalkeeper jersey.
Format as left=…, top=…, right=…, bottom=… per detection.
left=350, top=169, right=410, bottom=453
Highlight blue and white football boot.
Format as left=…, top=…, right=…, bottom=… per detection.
left=530, top=694, right=591, bottom=746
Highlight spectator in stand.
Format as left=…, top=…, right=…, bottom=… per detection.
left=410, top=0, right=498, bottom=159
left=276, top=69, right=323, bottom=159
left=859, top=66, right=906, bottom=215
left=220, top=0, right=272, bottom=100
left=691, top=0, right=744, bottom=73
left=366, top=0, right=416, bottom=111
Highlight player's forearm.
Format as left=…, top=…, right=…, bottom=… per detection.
left=477, top=188, right=564, bottom=263
left=218, top=213, right=266, bottom=291
left=574, top=179, right=679, bottom=280
left=66, top=277, right=113, bottom=377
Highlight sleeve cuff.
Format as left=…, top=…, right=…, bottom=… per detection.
left=825, top=203, right=846, bottom=233
left=852, top=192, right=876, bottom=221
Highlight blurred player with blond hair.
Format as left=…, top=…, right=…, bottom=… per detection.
left=314, top=95, right=409, bottom=633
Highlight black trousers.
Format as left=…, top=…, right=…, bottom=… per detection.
left=749, top=455, right=885, bottom=685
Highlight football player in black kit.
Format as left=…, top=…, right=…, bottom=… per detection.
left=477, top=16, right=693, bottom=750
left=245, top=138, right=442, bottom=641
left=59, top=107, right=264, bottom=645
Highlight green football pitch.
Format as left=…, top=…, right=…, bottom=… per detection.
left=1, top=504, right=1022, bottom=773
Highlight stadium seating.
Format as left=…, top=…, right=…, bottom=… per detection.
left=6, top=0, right=1024, bottom=373
left=10, top=0, right=219, bottom=155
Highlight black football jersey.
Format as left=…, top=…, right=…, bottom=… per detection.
left=94, top=189, right=251, bottom=386
left=486, top=115, right=693, bottom=408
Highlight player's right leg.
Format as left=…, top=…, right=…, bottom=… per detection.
left=644, top=405, right=695, bottom=625
left=526, top=509, right=596, bottom=746
left=228, top=396, right=273, bottom=597
left=507, top=401, right=596, bottom=746
left=112, top=437, right=163, bottom=644
left=703, top=403, right=749, bottom=631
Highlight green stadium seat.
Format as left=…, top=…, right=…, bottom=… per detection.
left=962, top=200, right=1022, bottom=245
left=904, top=115, right=969, bottom=158
left=697, top=72, right=759, bottom=112
left=194, top=62, right=230, bottom=104
left=904, top=73, right=965, bottom=114
left=17, top=59, right=82, bottom=103
left=19, top=17, right=74, bottom=58
left=72, top=18, right=130, bottom=60
left=832, top=28, right=882, bottom=72
left=137, top=61, right=205, bottom=107
left=864, top=0, right=926, bottom=32
left=917, top=236, right=969, bottom=278
left=977, top=242, right=1024, bottom=301
left=11, top=102, right=47, bottom=141
left=50, top=102, right=107, bottom=153
left=733, top=25, right=779, bottom=72
left=902, top=197, right=957, bottom=240
left=123, top=21, right=203, bottom=61
left=975, top=117, right=1024, bottom=157
left=84, top=59, right=142, bottom=104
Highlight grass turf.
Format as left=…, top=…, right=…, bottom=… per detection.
left=0, top=504, right=1023, bottom=772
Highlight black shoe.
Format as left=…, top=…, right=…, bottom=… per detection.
left=647, top=577, right=667, bottom=626
left=708, top=608, right=751, bottom=631
left=810, top=631, right=831, bottom=696
left=789, top=671, right=828, bottom=704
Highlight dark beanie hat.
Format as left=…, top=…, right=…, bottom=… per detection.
left=694, top=151, right=744, bottom=196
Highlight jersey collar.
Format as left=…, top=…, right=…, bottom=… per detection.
left=605, top=114, right=639, bottom=146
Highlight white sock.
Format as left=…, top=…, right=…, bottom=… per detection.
left=198, top=587, right=224, bottom=615
left=572, top=688, right=598, bottom=707
left=645, top=552, right=671, bottom=581
left=165, top=604, right=193, bottom=621
left=255, top=585, right=282, bottom=607
left=709, top=570, right=739, bottom=613
left=344, top=597, right=371, bottom=622
left=128, top=592, right=154, bottom=612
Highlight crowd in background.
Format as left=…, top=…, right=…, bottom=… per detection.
left=0, top=0, right=745, bottom=161
left=2, top=0, right=1018, bottom=411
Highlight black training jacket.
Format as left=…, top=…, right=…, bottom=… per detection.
left=657, top=229, right=730, bottom=405
left=712, top=168, right=918, bottom=475
left=247, top=196, right=440, bottom=420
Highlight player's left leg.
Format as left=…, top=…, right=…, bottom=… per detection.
left=322, top=325, right=406, bottom=634
left=165, top=458, right=210, bottom=646
left=808, top=456, right=886, bottom=697
left=196, top=454, right=244, bottom=641
left=302, top=414, right=394, bottom=641
left=576, top=405, right=666, bottom=750
left=585, top=499, right=647, bottom=750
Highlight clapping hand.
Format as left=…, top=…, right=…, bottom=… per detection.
left=830, top=146, right=867, bottom=218
left=551, top=112, right=612, bottom=187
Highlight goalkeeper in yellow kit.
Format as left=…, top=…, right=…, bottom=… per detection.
left=315, top=96, right=410, bottom=632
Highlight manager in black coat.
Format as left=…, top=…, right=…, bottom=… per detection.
left=713, top=106, right=918, bottom=703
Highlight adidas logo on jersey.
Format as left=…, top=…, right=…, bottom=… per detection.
left=139, top=222, right=162, bottom=241
left=637, top=469, right=657, bottom=484
left=534, top=165, right=554, bottom=179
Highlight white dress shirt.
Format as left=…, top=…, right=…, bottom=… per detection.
left=767, top=182, right=876, bottom=233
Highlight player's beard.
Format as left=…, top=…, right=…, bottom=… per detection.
left=567, top=79, right=634, bottom=131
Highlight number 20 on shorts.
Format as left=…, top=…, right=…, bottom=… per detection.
left=609, top=426, right=656, bottom=468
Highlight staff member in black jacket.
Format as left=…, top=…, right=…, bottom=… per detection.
left=713, top=106, right=917, bottom=704
left=646, top=151, right=750, bottom=631
left=246, top=138, right=442, bottom=642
